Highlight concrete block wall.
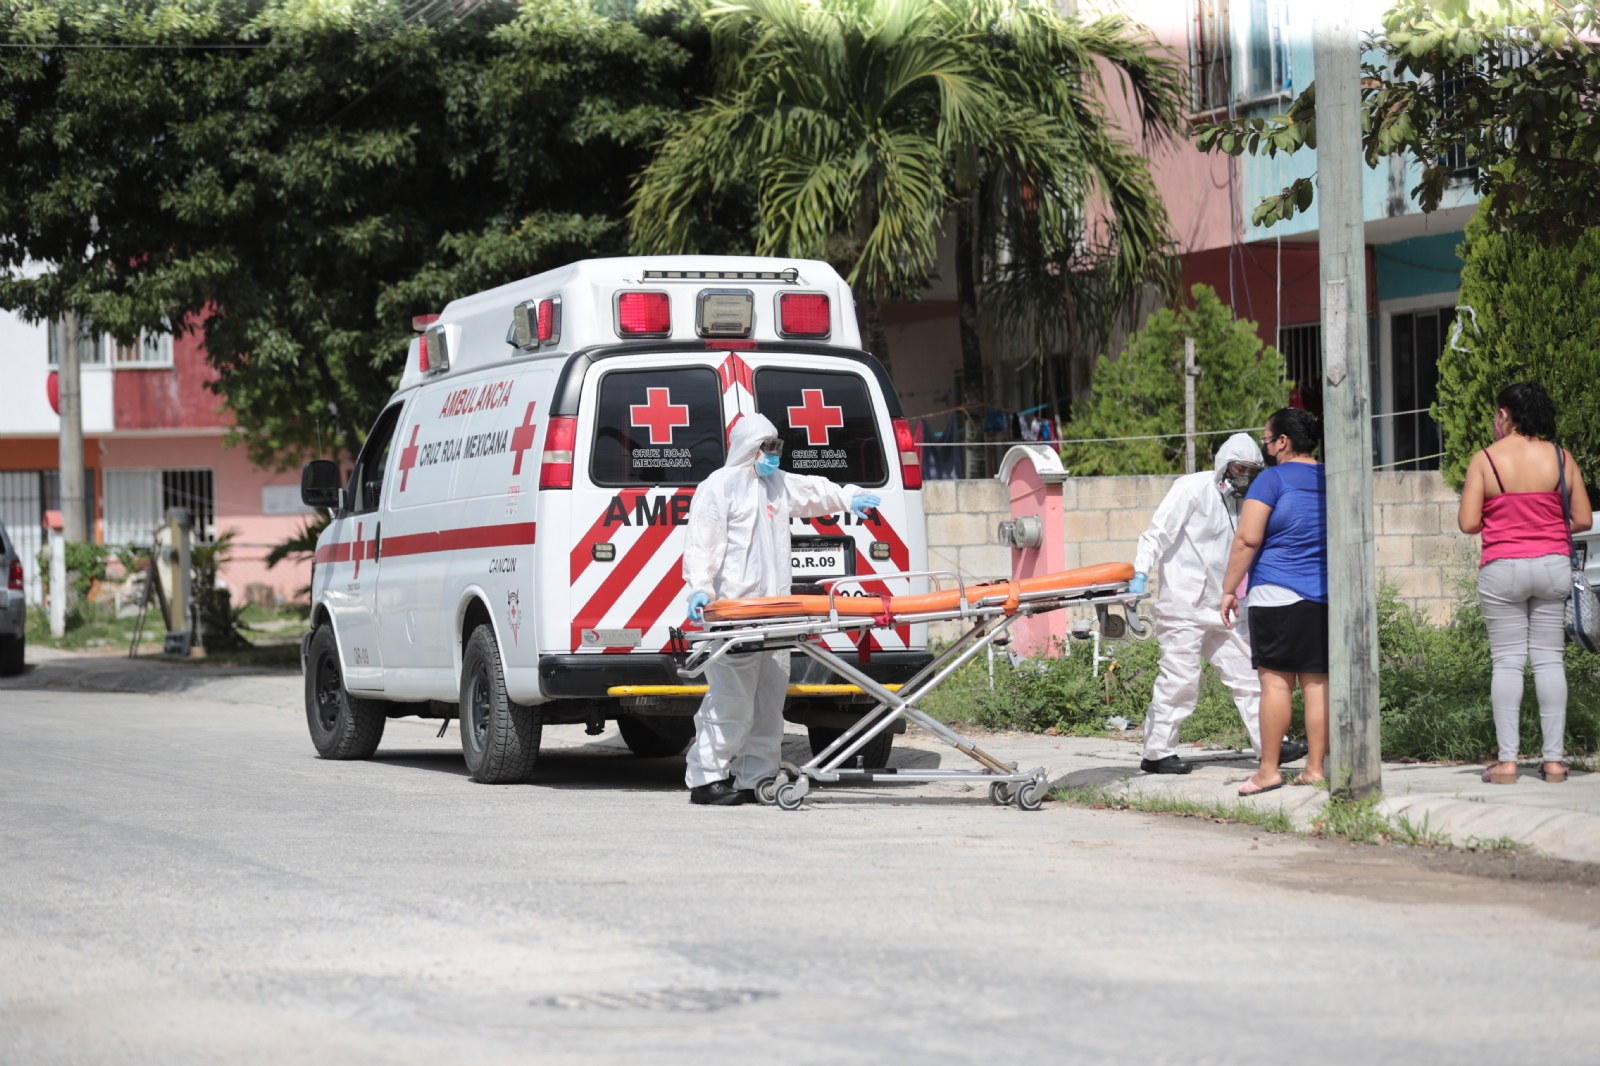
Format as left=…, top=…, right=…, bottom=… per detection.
left=921, top=470, right=1474, bottom=630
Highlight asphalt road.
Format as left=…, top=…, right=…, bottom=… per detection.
left=3, top=667, right=1599, bottom=1064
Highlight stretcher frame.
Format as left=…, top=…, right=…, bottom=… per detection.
left=676, top=570, right=1148, bottom=810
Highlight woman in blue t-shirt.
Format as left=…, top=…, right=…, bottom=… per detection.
left=1220, top=408, right=1328, bottom=795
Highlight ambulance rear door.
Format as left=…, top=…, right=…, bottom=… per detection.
left=559, top=353, right=735, bottom=665
left=748, top=357, right=928, bottom=659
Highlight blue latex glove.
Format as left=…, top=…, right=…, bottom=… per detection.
left=687, top=590, right=711, bottom=622
left=1128, top=572, right=1147, bottom=595
left=850, top=493, right=881, bottom=519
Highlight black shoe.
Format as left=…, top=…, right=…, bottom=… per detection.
left=1141, top=756, right=1193, bottom=775
left=689, top=780, right=748, bottom=806
left=1277, top=742, right=1310, bottom=764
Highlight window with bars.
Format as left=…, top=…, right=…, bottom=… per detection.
left=1, top=469, right=96, bottom=604
left=1189, top=0, right=1231, bottom=113
left=102, top=468, right=215, bottom=545
left=1391, top=308, right=1454, bottom=471
left=46, top=319, right=105, bottom=365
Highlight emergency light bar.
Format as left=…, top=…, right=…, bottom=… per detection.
left=696, top=289, right=754, bottom=338
left=643, top=268, right=798, bottom=282
left=511, top=297, right=561, bottom=351
left=776, top=292, right=831, bottom=339
left=615, top=291, right=672, bottom=337
left=419, top=324, right=449, bottom=374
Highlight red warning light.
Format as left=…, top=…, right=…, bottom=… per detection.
left=778, top=292, right=830, bottom=338
left=616, top=292, right=671, bottom=336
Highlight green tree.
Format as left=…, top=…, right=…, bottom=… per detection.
left=0, top=0, right=707, bottom=469
left=1436, top=209, right=1600, bottom=488
left=1192, top=1, right=1600, bottom=244
left=626, top=0, right=1179, bottom=379
left=1058, top=285, right=1289, bottom=476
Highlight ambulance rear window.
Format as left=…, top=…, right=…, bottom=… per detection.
left=754, top=369, right=887, bottom=486
left=591, top=367, right=726, bottom=486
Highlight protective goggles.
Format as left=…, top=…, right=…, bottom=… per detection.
left=758, top=437, right=785, bottom=456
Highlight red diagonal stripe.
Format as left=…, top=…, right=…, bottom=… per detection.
left=611, top=554, right=690, bottom=654
left=571, top=511, right=683, bottom=651
left=570, top=488, right=647, bottom=584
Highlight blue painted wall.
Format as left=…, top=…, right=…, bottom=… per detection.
left=1373, top=233, right=1466, bottom=302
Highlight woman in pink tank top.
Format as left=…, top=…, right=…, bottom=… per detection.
left=1458, top=383, right=1592, bottom=785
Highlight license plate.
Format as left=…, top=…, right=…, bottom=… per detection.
left=791, top=537, right=849, bottom=579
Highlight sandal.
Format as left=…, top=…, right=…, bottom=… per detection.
left=1238, top=777, right=1284, bottom=797
left=1539, top=765, right=1568, bottom=783
left=1481, top=765, right=1518, bottom=784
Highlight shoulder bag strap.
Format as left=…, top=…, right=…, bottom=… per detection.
left=1556, top=442, right=1577, bottom=565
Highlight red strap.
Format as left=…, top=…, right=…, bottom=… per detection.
left=856, top=627, right=873, bottom=664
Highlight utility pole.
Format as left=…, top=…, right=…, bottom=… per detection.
left=57, top=311, right=88, bottom=544
left=1314, top=13, right=1381, bottom=798
left=1183, top=336, right=1198, bottom=474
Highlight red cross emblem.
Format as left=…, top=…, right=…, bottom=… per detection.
left=510, top=402, right=538, bottom=475
left=786, top=389, right=844, bottom=446
left=397, top=426, right=420, bottom=491
left=630, top=387, right=691, bottom=445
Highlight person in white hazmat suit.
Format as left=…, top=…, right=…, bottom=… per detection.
left=1130, top=432, right=1306, bottom=773
left=680, top=413, right=881, bottom=806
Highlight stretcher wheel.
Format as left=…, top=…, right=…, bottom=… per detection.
left=1015, top=781, right=1045, bottom=811
left=988, top=781, right=1014, bottom=806
left=1124, top=605, right=1156, bottom=642
left=755, top=775, right=781, bottom=806
left=775, top=782, right=805, bottom=811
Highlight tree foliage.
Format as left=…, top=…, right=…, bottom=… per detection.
left=0, top=0, right=708, bottom=468
left=1436, top=207, right=1600, bottom=488
left=1058, top=285, right=1289, bottom=476
left=1194, top=1, right=1600, bottom=243
left=627, top=0, right=1181, bottom=372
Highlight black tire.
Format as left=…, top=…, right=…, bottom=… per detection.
left=617, top=715, right=695, bottom=758
left=808, top=724, right=892, bottom=769
left=304, top=625, right=386, bottom=759
left=460, top=625, right=540, bottom=784
left=0, top=634, right=23, bottom=677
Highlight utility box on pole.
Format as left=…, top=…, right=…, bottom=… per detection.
left=1314, top=13, right=1382, bottom=798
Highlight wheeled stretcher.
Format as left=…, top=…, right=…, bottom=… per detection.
left=677, top=562, right=1149, bottom=810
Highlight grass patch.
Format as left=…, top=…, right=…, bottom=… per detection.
left=1051, top=782, right=1461, bottom=849
left=919, top=634, right=1262, bottom=748
left=26, top=599, right=305, bottom=656
left=1049, top=782, right=1296, bottom=833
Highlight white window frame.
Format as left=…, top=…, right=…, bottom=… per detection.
left=1378, top=290, right=1460, bottom=469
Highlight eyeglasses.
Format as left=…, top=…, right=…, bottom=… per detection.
left=758, top=438, right=784, bottom=456
left=1261, top=433, right=1282, bottom=447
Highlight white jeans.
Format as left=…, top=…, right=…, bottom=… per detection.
left=1478, top=555, right=1569, bottom=764
left=684, top=648, right=791, bottom=788
left=1143, top=618, right=1262, bottom=760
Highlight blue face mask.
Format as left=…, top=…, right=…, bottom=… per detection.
left=755, top=453, right=781, bottom=477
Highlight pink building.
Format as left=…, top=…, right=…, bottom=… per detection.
left=0, top=310, right=313, bottom=607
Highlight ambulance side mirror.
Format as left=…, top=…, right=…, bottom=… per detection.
left=301, top=460, right=343, bottom=510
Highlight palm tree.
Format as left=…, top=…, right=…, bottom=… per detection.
left=628, top=0, right=1181, bottom=385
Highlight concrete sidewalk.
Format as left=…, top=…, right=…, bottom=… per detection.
left=939, top=731, right=1600, bottom=865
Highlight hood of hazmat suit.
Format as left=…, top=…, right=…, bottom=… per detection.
left=1132, top=433, right=1263, bottom=623
left=682, top=413, right=863, bottom=603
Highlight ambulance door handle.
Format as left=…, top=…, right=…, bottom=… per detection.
left=373, top=522, right=381, bottom=561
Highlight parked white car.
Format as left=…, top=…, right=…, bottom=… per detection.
left=299, top=255, right=930, bottom=782
left=0, top=520, right=25, bottom=675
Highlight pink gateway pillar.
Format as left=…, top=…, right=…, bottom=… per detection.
left=995, top=445, right=1068, bottom=658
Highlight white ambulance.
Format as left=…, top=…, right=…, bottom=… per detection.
left=299, top=256, right=930, bottom=783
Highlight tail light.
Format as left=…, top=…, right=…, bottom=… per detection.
left=891, top=417, right=921, bottom=490
left=539, top=416, right=577, bottom=489
left=7, top=558, right=21, bottom=591
left=616, top=292, right=671, bottom=337
left=777, top=292, right=830, bottom=338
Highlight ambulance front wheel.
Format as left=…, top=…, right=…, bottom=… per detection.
left=460, top=625, right=541, bottom=784
left=305, top=624, right=386, bottom=760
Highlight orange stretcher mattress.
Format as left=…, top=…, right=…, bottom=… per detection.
left=703, top=563, right=1135, bottom=623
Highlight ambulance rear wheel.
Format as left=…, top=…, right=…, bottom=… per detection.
left=305, top=625, right=386, bottom=760
left=460, top=625, right=540, bottom=784
left=807, top=726, right=892, bottom=769
left=617, top=715, right=695, bottom=758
